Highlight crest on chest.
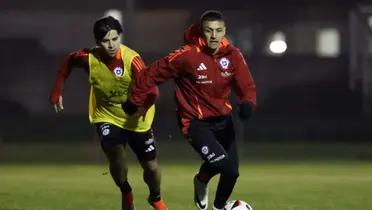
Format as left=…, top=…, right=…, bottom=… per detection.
left=219, top=57, right=230, bottom=70
left=113, top=67, right=124, bottom=77
left=218, top=57, right=233, bottom=78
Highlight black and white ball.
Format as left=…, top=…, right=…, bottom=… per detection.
left=224, top=200, right=253, bottom=210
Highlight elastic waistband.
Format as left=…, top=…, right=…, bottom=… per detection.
left=200, top=115, right=231, bottom=123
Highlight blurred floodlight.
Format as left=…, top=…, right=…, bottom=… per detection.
left=267, top=31, right=287, bottom=55
left=269, top=40, right=287, bottom=54
left=368, top=16, right=372, bottom=30
left=104, top=9, right=123, bottom=25
left=316, top=28, right=340, bottom=57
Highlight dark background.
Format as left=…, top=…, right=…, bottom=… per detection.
left=1, top=0, right=372, bottom=144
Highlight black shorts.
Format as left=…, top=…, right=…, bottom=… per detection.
left=187, top=115, right=237, bottom=164
left=95, top=123, right=156, bottom=161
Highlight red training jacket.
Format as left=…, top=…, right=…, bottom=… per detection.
left=129, top=24, right=257, bottom=134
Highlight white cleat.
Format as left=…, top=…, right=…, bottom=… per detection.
left=194, top=175, right=208, bottom=210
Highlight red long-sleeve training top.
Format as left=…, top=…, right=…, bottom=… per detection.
left=129, top=24, right=257, bottom=134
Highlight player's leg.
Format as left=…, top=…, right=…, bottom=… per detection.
left=96, top=123, right=135, bottom=210
left=140, top=159, right=168, bottom=210
left=212, top=116, right=239, bottom=210
left=127, top=129, right=168, bottom=210
left=211, top=141, right=239, bottom=210
left=188, top=118, right=229, bottom=210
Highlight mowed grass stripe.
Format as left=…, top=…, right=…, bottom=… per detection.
left=1, top=162, right=372, bottom=210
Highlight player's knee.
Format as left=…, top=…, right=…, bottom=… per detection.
left=142, top=159, right=159, bottom=173
left=224, top=168, right=239, bottom=181
left=209, top=156, right=239, bottom=180
left=208, top=155, right=228, bottom=172
left=110, top=158, right=127, bottom=170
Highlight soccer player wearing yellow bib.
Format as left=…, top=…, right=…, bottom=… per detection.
left=49, top=16, right=168, bottom=210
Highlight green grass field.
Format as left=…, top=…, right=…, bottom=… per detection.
left=1, top=142, right=372, bottom=210
left=1, top=161, right=372, bottom=210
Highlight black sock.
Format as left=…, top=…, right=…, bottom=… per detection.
left=119, top=181, right=132, bottom=193
left=148, top=191, right=161, bottom=202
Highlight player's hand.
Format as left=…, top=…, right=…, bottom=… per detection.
left=133, top=107, right=148, bottom=121
left=53, top=95, right=64, bottom=113
left=122, top=100, right=138, bottom=115
left=238, top=102, right=253, bottom=121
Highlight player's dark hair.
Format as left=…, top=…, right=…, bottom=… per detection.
left=93, top=16, right=123, bottom=43
left=200, top=10, right=224, bottom=24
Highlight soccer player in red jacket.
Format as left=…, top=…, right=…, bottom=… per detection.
left=123, top=10, right=257, bottom=210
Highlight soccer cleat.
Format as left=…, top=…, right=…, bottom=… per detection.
left=194, top=175, right=209, bottom=210
left=148, top=197, right=168, bottom=210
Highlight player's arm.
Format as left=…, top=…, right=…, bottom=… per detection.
left=49, top=49, right=89, bottom=113
left=130, top=56, right=159, bottom=115
left=123, top=46, right=190, bottom=115
left=232, top=50, right=257, bottom=120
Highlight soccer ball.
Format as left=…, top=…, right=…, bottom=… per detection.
left=224, top=200, right=253, bottom=210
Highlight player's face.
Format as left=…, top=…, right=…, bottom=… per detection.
left=201, top=20, right=226, bottom=53
left=99, top=29, right=121, bottom=57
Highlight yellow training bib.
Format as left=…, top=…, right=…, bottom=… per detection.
left=88, top=44, right=155, bottom=132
